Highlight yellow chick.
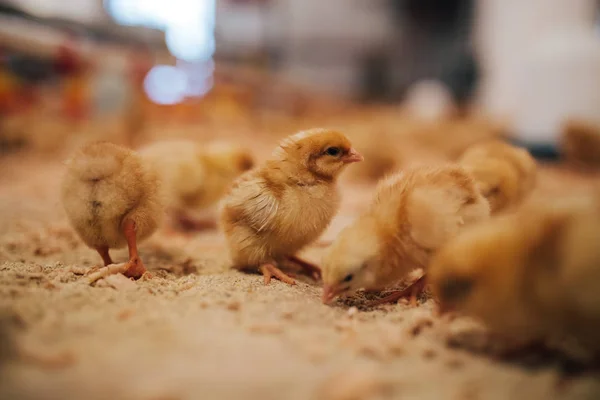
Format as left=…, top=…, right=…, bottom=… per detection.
left=138, top=140, right=254, bottom=230
left=61, top=142, right=163, bottom=278
left=458, top=140, right=537, bottom=213
left=429, top=195, right=600, bottom=352
left=220, top=128, right=363, bottom=285
left=561, top=119, right=600, bottom=168
left=321, top=165, right=490, bottom=305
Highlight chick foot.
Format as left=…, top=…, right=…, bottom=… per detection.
left=259, top=263, right=296, bottom=285
left=122, top=219, right=147, bottom=279
left=370, top=275, right=427, bottom=306
left=286, top=255, right=322, bottom=280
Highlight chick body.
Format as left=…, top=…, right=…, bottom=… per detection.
left=430, top=195, right=600, bottom=351
left=458, top=140, right=537, bottom=213
left=322, top=165, right=490, bottom=302
left=139, top=140, right=254, bottom=212
left=61, top=142, right=162, bottom=265
left=220, top=128, right=362, bottom=284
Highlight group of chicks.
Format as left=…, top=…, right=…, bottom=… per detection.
left=60, top=127, right=600, bottom=359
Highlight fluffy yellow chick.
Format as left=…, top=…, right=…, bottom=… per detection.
left=139, top=140, right=254, bottom=230
left=321, top=165, right=490, bottom=305
left=61, top=142, right=163, bottom=278
left=458, top=140, right=537, bottom=213
left=561, top=119, right=600, bottom=168
left=220, top=128, right=363, bottom=285
left=429, top=195, right=600, bottom=352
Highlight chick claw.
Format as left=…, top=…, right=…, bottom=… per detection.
left=370, top=275, right=427, bottom=306
left=286, top=255, right=322, bottom=280
left=260, top=263, right=296, bottom=285
left=122, top=256, right=147, bottom=279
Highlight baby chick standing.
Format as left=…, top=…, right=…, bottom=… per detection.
left=139, top=140, right=254, bottom=230
left=458, top=140, right=537, bottom=214
left=220, top=128, right=363, bottom=285
left=321, top=165, right=490, bottom=305
left=429, top=194, right=600, bottom=353
left=61, top=142, right=163, bottom=279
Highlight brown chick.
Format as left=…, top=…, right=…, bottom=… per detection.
left=321, top=165, right=490, bottom=305
left=458, top=140, right=537, bottom=213
left=61, top=142, right=163, bottom=279
left=220, top=128, right=363, bottom=285
left=561, top=119, right=600, bottom=168
left=139, top=140, right=254, bottom=231
left=429, top=195, right=600, bottom=353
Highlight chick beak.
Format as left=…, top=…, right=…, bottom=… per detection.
left=342, top=148, right=364, bottom=163
left=322, top=284, right=341, bottom=305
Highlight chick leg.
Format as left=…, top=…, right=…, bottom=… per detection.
left=259, top=263, right=296, bottom=285
left=95, top=246, right=113, bottom=266
left=370, top=275, right=427, bottom=306
left=286, top=255, right=322, bottom=280
left=121, top=219, right=147, bottom=279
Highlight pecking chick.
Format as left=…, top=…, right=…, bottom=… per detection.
left=458, top=140, right=537, bottom=213
left=61, top=142, right=163, bottom=279
left=321, top=165, right=490, bottom=305
left=429, top=194, right=600, bottom=353
left=220, top=128, right=363, bottom=285
left=139, top=140, right=254, bottom=231
left=561, top=119, right=600, bottom=168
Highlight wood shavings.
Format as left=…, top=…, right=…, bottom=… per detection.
left=317, top=368, right=391, bottom=400
left=117, top=309, right=135, bottom=321
left=226, top=301, right=241, bottom=311
left=409, top=317, right=434, bottom=337
left=69, top=266, right=88, bottom=275
left=87, top=263, right=129, bottom=284
left=20, top=347, right=76, bottom=369
left=355, top=341, right=389, bottom=361
left=422, top=347, right=437, bottom=360
left=102, top=274, right=137, bottom=291
left=247, top=323, right=284, bottom=335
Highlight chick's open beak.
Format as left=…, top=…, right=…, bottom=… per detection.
left=342, top=148, right=364, bottom=163
left=322, top=284, right=342, bottom=304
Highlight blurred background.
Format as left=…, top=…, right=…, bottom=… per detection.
left=1, top=0, right=600, bottom=160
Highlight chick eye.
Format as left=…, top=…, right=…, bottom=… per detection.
left=439, top=276, right=473, bottom=302
left=325, top=147, right=341, bottom=157
left=342, top=273, right=354, bottom=283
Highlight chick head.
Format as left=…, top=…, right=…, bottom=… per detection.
left=321, top=216, right=381, bottom=304
left=463, top=159, right=520, bottom=212
left=429, top=217, right=527, bottom=329
left=203, top=142, right=255, bottom=177
left=273, top=128, right=363, bottom=180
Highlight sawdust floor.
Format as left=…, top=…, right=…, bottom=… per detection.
left=0, top=152, right=599, bottom=400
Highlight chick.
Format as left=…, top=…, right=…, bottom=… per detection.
left=429, top=195, right=600, bottom=352
left=561, top=119, right=600, bottom=168
left=321, top=165, right=490, bottom=305
left=220, top=128, right=363, bottom=285
left=139, top=140, right=254, bottom=231
left=61, top=142, right=163, bottom=279
left=458, top=140, right=537, bottom=213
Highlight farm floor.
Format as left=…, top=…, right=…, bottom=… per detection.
left=1, top=149, right=599, bottom=400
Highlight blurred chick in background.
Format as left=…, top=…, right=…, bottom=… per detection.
left=561, top=119, right=600, bottom=169
left=430, top=194, right=600, bottom=354
left=61, top=142, right=163, bottom=278
left=321, top=165, right=490, bottom=305
left=220, top=128, right=363, bottom=285
left=458, top=140, right=537, bottom=213
left=139, top=140, right=254, bottom=231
